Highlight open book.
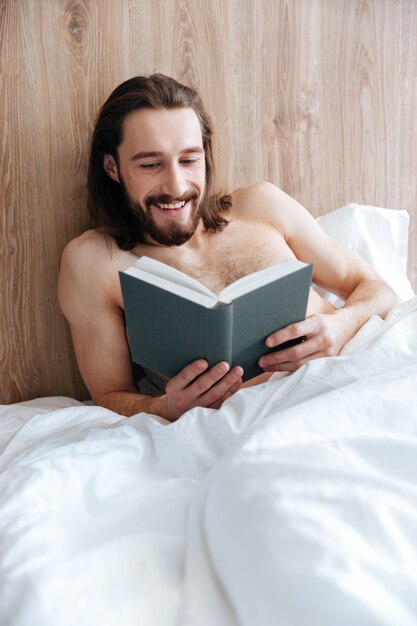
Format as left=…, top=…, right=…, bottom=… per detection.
left=119, top=256, right=313, bottom=381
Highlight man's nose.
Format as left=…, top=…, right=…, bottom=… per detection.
left=160, top=163, right=188, bottom=199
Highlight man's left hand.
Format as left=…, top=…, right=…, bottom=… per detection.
left=258, top=312, right=354, bottom=373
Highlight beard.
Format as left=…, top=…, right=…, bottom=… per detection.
left=118, top=175, right=203, bottom=247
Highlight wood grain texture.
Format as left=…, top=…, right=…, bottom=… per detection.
left=1, top=0, right=416, bottom=403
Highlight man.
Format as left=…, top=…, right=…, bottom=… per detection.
left=58, top=74, right=399, bottom=421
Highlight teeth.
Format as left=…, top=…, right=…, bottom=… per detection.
left=156, top=201, right=186, bottom=209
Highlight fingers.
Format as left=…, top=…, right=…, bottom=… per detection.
left=259, top=335, right=320, bottom=370
left=208, top=378, right=243, bottom=409
left=260, top=313, right=341, bottom=373
left=201, top=368, right=244, bottom=408
left=190, top=361, right=233, bottom=398
left=265, top=319, right=314, bottom=349
left=166, top=359, right=209, bottom=392
left=165, top=359, right=244, bottom=419
left=261, top=349, right=328, bottom=372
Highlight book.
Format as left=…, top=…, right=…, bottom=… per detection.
left=119, top=256, right=313, bottom=382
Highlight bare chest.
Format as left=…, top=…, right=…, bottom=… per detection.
left=135, top=222, right=296, bottom=294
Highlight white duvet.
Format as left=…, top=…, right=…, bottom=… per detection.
left=1, top=298, right=417, bottom=626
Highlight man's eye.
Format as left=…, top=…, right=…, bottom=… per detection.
left=140, top=162, right=160, bottom=169
left=181, top=159, right=199, bottom=165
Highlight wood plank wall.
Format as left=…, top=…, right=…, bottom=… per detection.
left=1, top=0, right=416, bottom=403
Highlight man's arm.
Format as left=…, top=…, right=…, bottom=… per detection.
left=58, top=234, right=243, bottom=420
left=248, top=183, right=400, bottom=372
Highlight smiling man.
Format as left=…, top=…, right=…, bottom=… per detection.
left=58, top=74, right=398, bottom=421
left=103, top=107, right=207, bottom=248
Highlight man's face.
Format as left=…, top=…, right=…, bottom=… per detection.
left=105, top=107, right=206, bottom=246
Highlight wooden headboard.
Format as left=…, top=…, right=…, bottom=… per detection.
left=1, top=0, right=416, bottom=403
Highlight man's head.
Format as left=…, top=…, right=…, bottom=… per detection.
left=88, top=74, right=229, bottom=249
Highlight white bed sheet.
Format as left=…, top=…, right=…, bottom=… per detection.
left=1, top=298, right=417, bottom=626
left=316, top=203, right=415, bottom=304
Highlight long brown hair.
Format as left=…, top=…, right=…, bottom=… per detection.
left=87, top=74, right=231, bottom=250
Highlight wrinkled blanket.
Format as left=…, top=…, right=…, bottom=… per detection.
left=1, top=299, right=417, bottom=626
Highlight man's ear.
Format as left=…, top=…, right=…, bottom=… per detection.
left=103, top=154, right=120, bottom=183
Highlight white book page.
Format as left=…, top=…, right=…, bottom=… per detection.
left=124, top=256, right=307, bottom=307
left=134, top=257, right=216, bottom=296
left=219, top=259, right=306, bottom=302
left=124, top=257, right=218, bottom=307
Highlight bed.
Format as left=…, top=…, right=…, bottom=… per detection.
left=1, top=205, right=416, bottom=626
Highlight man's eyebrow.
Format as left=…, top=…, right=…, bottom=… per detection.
left=181, top=146, right=205, bottom=155
left=130, top=146, right=204, bottom=161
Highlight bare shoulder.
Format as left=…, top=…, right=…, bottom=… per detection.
left=231, top=180, right=284, bottom=203
left=58, top=229, right=120, bottom=322
left=229, top=181, right=306, bottom=233
left=231, top=181, right=292, bottom=206
left=60, top=228, right=115, bottom=269
left=59, top=229, right=115, bottom=294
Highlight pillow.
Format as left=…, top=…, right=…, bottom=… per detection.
left=315, top=203, right=415, bottom=306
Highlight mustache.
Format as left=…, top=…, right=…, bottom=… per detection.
left=145, top=189, right=199, bottom=208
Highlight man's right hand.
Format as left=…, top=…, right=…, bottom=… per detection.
left=161, top=359, right=244, bottom=421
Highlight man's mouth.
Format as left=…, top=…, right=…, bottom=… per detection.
left=151, top=199, right=191, bottom=214
left=154, top=200, right=186, bottom=210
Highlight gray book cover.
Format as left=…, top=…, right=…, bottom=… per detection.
left=119, top=261, right=313, bottom=382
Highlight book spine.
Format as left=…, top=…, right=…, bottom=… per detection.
left=204, top=304, right=233, bottom=369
